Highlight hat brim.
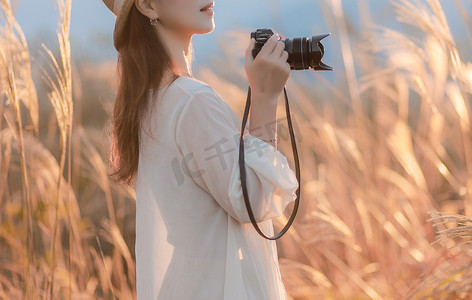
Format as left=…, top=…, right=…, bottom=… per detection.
left=113, top=0, right=135, bottom=50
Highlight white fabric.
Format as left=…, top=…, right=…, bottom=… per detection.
left=135, top=76, right=299, bottom=300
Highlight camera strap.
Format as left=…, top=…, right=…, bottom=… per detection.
left=238, top=85, right=300, bottom=240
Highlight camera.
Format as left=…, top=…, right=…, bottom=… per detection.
left=251, top=28, right=332, bottom=71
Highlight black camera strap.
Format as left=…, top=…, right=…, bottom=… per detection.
left=238, top=85, right=300, bottom=240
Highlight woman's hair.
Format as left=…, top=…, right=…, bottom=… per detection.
left=108, top=4, right=193, bottom=187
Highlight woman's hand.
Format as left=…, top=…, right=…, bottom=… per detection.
left=244, top=33, right=291, bottom=104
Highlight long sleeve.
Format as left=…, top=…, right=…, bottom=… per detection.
left=174, top=88, right=299, bottom=224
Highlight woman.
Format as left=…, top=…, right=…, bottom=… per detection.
left=102, top=0, right=299, bottom=299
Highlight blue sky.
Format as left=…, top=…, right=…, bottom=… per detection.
left=11, top=0, right=471, bottom=69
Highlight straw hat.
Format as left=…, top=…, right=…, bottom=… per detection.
left=102, top=0, right=137, bottom=50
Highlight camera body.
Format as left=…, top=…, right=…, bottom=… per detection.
left=251, top=28, right=332, bottom=71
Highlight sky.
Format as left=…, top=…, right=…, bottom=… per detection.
left=9, top=0, right=472, bottom=72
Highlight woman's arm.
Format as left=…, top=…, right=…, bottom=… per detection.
left=175, top=88, right=298, bottom=224
left=249, top=93, right=278, bottom=149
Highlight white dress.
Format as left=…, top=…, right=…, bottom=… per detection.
left=135, top=75, right=299, bottom=300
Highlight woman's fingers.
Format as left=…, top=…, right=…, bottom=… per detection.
left=280, top=50, right=289, bottom=61
left=258, top=34, right=279, bottom=57
left=246, top=32, right=290, bottom=75
left=272, top=40, right=286, bottom=58
left=251, top=33, right=286, bottom=61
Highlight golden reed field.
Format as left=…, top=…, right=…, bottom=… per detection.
left=1, top=0, right=471, bottom=298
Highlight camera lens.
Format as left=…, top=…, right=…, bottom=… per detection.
left=282, top=35, right=331, bottom=70
left=289, top=37, right=310, bottom=70
left=251, top=29, right=332, bottom=71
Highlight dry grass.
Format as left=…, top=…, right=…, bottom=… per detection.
left=0, top=0, right=471, bottom=299
left=1, top=0, right=134, bottom=298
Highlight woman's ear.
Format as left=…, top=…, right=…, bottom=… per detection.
left=135, top=0, right=159, bottom=19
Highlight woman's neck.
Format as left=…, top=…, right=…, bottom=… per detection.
left=155, top=26, right=193, bottom=78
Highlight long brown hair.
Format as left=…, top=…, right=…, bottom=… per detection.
left=108, top=4, right=193, bottom=187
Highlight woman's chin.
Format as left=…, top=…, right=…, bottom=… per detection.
left=195, top=24, right=215, bottom=34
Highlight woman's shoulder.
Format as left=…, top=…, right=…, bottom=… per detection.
left=174, top=77, right=243, bottom=132
left=154, top=75, right=239, bottom=122
left=150, top=75, right=221, bottom=113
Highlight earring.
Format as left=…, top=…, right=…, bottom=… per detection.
left=150, top=18, right=159, bottom=26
